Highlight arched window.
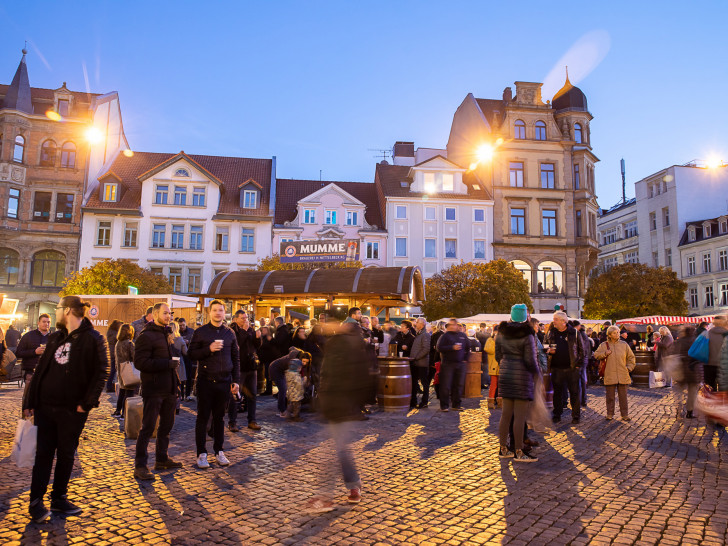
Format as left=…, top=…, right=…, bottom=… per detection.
left=13, top=135, right=25, bottom=162
left=40, top=140, right=57, bottom=167
left=537, top=261, right=563, bottom=294
left=174, top=168, right=190, bottom=177
left=0, top=248, right=20, bottom=285
left=31, top=250, right=66, bottom=288
left=510, top=260, right=532, bottom=292
left=60, top=142, right=76, bottom=169
left=574, top=123, right=582, bottom=144
left=535, top=121, right=546, bottom=141
left=514, top=120, right=526, bottom=140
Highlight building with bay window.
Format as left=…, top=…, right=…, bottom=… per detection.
left=0, top=49, right=126, bottom=324
left=79, top=150, right=274, bottom=293
left=595, top=198, right=638, bottom=274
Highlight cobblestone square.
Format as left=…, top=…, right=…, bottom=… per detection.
left=1, top=384, right=727, bottom=545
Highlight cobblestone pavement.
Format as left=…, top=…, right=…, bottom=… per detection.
left=1, top=383, right=727, bottom=545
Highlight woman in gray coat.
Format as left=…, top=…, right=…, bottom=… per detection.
left=496, top=304, right=538, bottom=463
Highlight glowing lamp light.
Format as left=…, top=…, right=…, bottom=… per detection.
left=45, top=110, right=62, bottom=121
left=477, top=144, right=494, bottom=163
left=468, top=162, right=478, bottom=171
left=706, top=157, right=723, bottom=169
left=84, top=126, right=104, bottom=145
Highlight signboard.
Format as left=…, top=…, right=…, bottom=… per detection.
left=280, top=239, right=360, bottom=263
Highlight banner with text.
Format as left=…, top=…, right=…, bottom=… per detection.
left=280, top=239, right=360, bottom=263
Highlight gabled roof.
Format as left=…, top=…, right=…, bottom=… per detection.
left=137, top=151, right=225, bottom=189
left=0, top=83, right=98, bottom=118
left=238, top=178, right=262, bottom=190
left=274, top=178, right=384, bottom=229
left=412, top=155, right=465, bottom=170
left=374, top=162, right=493, bottom=201
left=85, top=151, right=272, bottom=217
left=678, top=216, right=728, bottom=247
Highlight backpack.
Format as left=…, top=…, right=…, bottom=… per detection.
left=688, top=331, right=709, bottom=363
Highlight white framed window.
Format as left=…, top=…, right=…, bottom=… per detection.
left=395, top=205, right=407, bottom=219
left=603, top=228, right=617, bottom=245
left=96, top=221, right=111, bottom=247
left=666, top=249, right=672, bottom=267
left=325, top=210, right=337, bottom=225
left=474, top=208, right=485, bottom=222
left=442, top=173, right=454, bottom=192
left=171, top=225, right=185, bottom=249
left=103, top=183, right=117, bottom=202
left=424, top=172, right=436, bottom=193
left=366, top=241, right=379, bottom=260
left=514, top=120, right=526, bottom=140
left=7, top=188, right=20, bottom=219
left=705, top=224, right=712, bottom=238
left=687, top=256, right=696, bottom=276
left=540, top=163, right=555, bottom=189
left=624, top=221, right=637, bottom=238
left=187, top=268, right=201, bottom=293
left=243, top=190, right=257, bottom=209
left=510, top=208, right=526, bottom=235
left=123, top=222, right=138, bottom=248
left=719, top=249, right=728, bottom=271
left=663, top=207, right=670, bottom=227
left=169, top=267, right=182, bottom=293
left=189, top=226, right=203, bottom=250
left=535, top=121, right=546, bottom=141
left=304, top=209, right=316, bottom=224
left=604, top=256, right=619, bottom=271
left=174, top=186, right=187, bottom=206
left=155, top=185, right=168, bottom=205
left=152, top=224, right=166, bottom=248
left=445, top=239, right=457, bottom=258
left=425, top=206, right=436, bottom=221
left=689, top=287, right=699, bottom=308
left=241, top=228, right=255, bottom=253
left=445, top=208, right=456, bottom=221
left=395, top=237, right=407, bottom=257
left=705, top=285, right=715, bottom=308
left=215, top=226, right=229, bottom=251
left=703, top=252, right=712, bottom=273
left=174, top=168, right=189, bottom=177
left=346, top=211, right=358, bottom=226
left=542, top=210, right=557, bottom=237
left=649, top=212, right=657, bottom=231
left=688, top=227, right=696, bottom=242
left=425, top=238, right=436, bottom=258
left=721, top=283, right=728, bottom=306
left=192, top=187, right=205, bottom=207
left=474, top=240, right=486, bottom=259
left=509, top=162, right=524, bottom=187
left=721, top=220, right=728, bottom=234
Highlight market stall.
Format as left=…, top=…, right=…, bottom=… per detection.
left=616, top=315, right=717, bottom=326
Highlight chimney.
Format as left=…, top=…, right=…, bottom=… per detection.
left=392, top=141, right=415, bottom=166
left=503, top=87, right=513, bottom=102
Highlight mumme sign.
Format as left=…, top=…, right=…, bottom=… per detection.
left=280, top=239, right=359, bottom=263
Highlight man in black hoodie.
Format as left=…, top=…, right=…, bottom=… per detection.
left=133, top=302, right=182, bottom=481
left=22, top=296, right=108, bottom=523
left=188, top=300, right=240, bottom=469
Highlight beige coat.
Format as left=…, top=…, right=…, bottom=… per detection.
left=485, top=336, right=499, bottom=375
left=594, top=339, right=636, bottom=385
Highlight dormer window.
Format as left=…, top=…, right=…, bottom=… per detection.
left=720, top=219, right=728, bottom=234
left=57, top=99, right=70, bottom=116
left=304, top=209, right=316, bottom=224
left=242, top=190, right=257, bottom=209
left=424, top=172, right=435, bottom=193
left=704, top=224, right=712, bottom=238
left=102, top=183, right=118, bottom=202
left=688, top=227, right=696, bottom=242
left=442, top=173, right=454, bottom=191
left=174, top=168, right=190, bottom=177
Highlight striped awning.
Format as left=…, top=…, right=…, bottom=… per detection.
left=616, top=315, right=717, bottom=326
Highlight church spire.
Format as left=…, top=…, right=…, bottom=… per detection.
left=2, top=47, right=33, bottom=114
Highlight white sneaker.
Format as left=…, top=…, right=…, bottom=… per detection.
left=196, top=453, right=210, bottom=469
left=216, top=451, right=230, bottom=466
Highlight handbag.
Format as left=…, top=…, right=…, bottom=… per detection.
left=597, top=342, right=610, bottom=378
left=11, top=418, right=37, bottom=468
left=1, top=347, right=17, bottom=377
left=688, top=332, right=709, bottom=363
left=118, top=360, right=141, bottom=389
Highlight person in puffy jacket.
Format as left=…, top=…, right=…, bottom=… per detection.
left=593, top=326, right=636, bottom=421
left=496, top=304, right=538, bottom=463
left=670, top=325, right=703, bottom=419
left=22, top=296, right=108, bottom=523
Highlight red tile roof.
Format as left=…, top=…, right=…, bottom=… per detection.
left=374, top=162, right=493, bottom=201
left=274, top=178, right=384, bottom=229
left=85, top=151, right=272, bottom=217
left=0, top=84, right=97, bottom=117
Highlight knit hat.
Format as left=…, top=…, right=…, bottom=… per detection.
left=510, top=304, right=528, bottom=323
left=288, top=359, right=303, bottom=373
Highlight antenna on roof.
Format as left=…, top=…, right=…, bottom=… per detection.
left=319, top=170, right=322, bottom=181
left=368, top=148, right=392, bottom=162
left=620, top=158, right=626, bottom=204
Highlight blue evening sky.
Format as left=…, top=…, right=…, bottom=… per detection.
left=1, top=1, right=726, bottom=209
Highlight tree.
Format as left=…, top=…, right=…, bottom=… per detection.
left=582, top=263, right=688, bottom=320
left=256, top=253, right=363, bottom=271
left=421, top=260, right=533, bottom=320
left=60, top=259, right=174, bottom=296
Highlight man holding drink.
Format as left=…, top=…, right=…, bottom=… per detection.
left=16, top=313, right=52, bottom=383
left=188, top=300, right=240, bottom=469
left=436, top=319, right=471, bottom=412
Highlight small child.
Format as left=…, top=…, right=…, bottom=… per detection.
left=285, top=359, right=305, bottom=421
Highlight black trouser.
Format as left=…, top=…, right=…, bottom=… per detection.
left=704, top=365, right=718, bottom=391
left=134, top=393, right=177, bottom=468
left=410, top=365, right=430, bottom=406
left=183, top=358, right=195, bottom=398
left=229, top=370, right=257, bottom=425
left=116, top=388, right=135, bottom=414
left=552, top=367, right=581, bottom=420
left=30, top=405, right=88, bottom=502
left=106, top=363, right=117, bottom=391
left=439, top=361, right=466, bottom=409
left=196, top=378, right=230, bottom=455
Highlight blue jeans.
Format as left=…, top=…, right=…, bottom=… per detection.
left=328, top=421, right=361, bottom=490
left=438, top=361, right=466, bottom=409
left=271, top=372, right=287, bottom=413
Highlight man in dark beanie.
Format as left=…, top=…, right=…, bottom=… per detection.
left=22, top=296, right=109, bottom=523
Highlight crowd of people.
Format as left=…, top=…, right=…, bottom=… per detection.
left=6, top=296, right=728, bottom=522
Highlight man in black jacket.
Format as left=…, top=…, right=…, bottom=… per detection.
left=436, top=319, right=470, bottom=411
left=22, top=296, right=108, bottom=523
left=393, top=321, right=415, bottom=357
left=16, top=313, right=51, bottom=382
left=189, top=300, right=240, bottom=469
left=133, top=303, right=182, bottom=481
left=131, top=307, right=153, bottom=342
left=272, top=316, right=291, bottom=356
left=547, top=311, right=587, bottom=424
left=230, top=310, right=261, bottom=432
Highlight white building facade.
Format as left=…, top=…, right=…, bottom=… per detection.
left=595, top=198, right=638, bottom=273
left=80, top=151, right=274, bottom=294
left=679, top=216, right=728, bottom=315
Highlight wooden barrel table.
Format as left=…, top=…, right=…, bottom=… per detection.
left=543, top=372, right=554, bottom=409
left=631, top=350, right=655, bottom=387
left=464, top=352, right=483, bottom=398
left=377, top=356, right=412, bottom=412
